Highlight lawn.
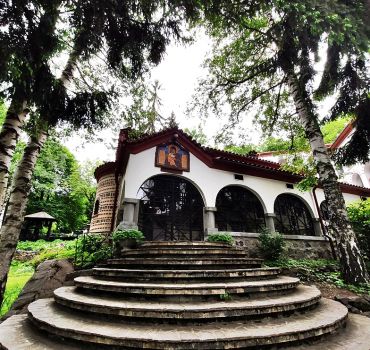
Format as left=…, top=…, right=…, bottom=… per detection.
left=0, top=262, right=34, bottom=316
left=0, top=239, right=77, bottom=317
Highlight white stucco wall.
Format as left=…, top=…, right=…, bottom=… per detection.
left=122, top=146, right=364, bottom=216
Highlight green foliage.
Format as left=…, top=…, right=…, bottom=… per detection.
left=0, top=101, right=6, bottom=126
left=74, top=234, right=112, bottom=268
left=266, top=258, right=370, bottom=295
left=0, top=262, right=34, bottom=316
left=16, top=239, right=77, bottom=267
left=184, top=125, right=208, bottom=145
left=258, top=228, right=285, bottom=261
left=321, top=116, right=352, bottom=144
left=259, top=136, right=309, bottom=153
left=25, top=139, right=96, bottom=233
left=224, top=144, right=256, bottom=155
left=112, top=229, right=145, bottom=243
left=280, top=156, right=318, bottom=191
left=219, top=292, right=232, bottom=301
left=347, top=199, right=370, bottom=260
left=207, top=232, right=234, bottom=246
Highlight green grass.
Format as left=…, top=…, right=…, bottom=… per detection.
left=17, top=239, right=77, bottom=267
left=0, top=262, right=34, bottom=316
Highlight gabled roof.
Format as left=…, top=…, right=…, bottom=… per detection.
left=328, top=122, right=354, bottom=150
left=115, top=127, right=301, bottom=183
left=24, top=211, right=56, bottom=221
left=96, top=127, right=370, bottom=197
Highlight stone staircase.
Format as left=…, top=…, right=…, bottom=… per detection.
left=1, top=241, right=370, bottom=349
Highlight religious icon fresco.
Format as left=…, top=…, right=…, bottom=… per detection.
left=155, top=143, right=190, bottom=171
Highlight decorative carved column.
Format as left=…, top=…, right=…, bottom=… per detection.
left=204, top=207, right=218, bottom=238
left=264, top=213, right=276, bottom=232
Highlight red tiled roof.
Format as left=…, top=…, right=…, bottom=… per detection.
left=97, top=127, right=370, bottom=196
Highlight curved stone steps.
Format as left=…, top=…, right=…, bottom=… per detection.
left=92, top=266, right=281, bottom=281
left=121, top=249, right=247, bottom=259
left=4, top=313, right=370, bottom=350
left=141, top=241, right=230, bottom=248
left=105, top=257, right=263, bottom=270
left=28, top=298, right=348, bottom=349
left=54, top=285, right=321, bottom=320
left=74, top=275, right=300, bottom=296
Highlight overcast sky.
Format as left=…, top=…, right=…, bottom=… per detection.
left=65, top=31, right=260, bottom=163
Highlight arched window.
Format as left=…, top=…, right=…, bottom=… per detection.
left=215, top=186, right=265, bottom=232
left=274, top=194, right=314, bottom=235
left=93, top=199, right=100, bottom=215
left=137, top=175, right=204, bottom=241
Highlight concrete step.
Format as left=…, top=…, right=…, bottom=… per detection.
left=54, top=285, right=321, bottom=321
left=92, top=267, right=281, bottom=281
left=74, top=275, right=300, bottom=297
left=105, top=257, right=263, bottom=269
left=4, top=313, right=370, bottom=350
left=27, top=298, right=348, bottom=349
left=141, top=241, right=231, bottom=248
left=120, top=248, right=247, bottom=258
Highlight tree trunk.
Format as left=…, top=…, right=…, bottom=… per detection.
left=0, top=127, right=47, bottom=305
left=0, top=100, right=28, bottom=211
left=286, top=72, right=369, bottom=284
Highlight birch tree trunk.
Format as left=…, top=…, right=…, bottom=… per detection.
left=0, top=100, right=28, bottom=211
left=286, top=71, right=369, bottom=284
left=0, top=126, right=48, bottom=305
left=0, top=52, right=77, bottom=304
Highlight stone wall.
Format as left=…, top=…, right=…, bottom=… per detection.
left=90, top=173, right=116, bottom=233
left=231, top=232, right=334, bottom=260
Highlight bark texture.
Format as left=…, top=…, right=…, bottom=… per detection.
left=0, top=52, right=77, bottom=305
left=0, top=100, right=28, bottom=211
left=286, top=72, right=369, bottom=284
left=0, top=128, right=48, bottom=305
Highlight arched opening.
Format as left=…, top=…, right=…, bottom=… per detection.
left=352, top=173, right=364, bottom=187
left=137, top=175, right=204, bottom=241
left=215, top=186, right=266, bottom=232
left=93, top=199, right=100, bottom=215
left=274, top=194, right=314, bottom=235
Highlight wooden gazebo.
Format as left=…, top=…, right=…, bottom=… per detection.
left=21, top=211, right=57, bottom=241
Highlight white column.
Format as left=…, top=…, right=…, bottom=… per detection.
left=204, top=207, right=218, bottom=238
left=117, top=198, right=140, bottom=230
left=264, top=213, right=276, bottom=232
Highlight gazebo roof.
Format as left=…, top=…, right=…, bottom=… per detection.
left=24, top=211, right=56, bottom=221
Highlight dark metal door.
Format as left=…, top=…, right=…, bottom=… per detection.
left=138, top=175, right=204, bottom=241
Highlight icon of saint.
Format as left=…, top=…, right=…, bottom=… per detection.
left=167, top=145, right=178, bottom=167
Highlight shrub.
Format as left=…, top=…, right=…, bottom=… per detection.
left=207, top=232, right=234, bottom=245
left=74, top=234, right=112, bottom=268
left=112, top=229, right=145, bottom=243
left=258, top=228, right=285, bottom=261
left=347, top=199, right=370, bottom=260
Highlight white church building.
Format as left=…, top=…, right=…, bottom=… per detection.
left=89, top=126, right=370, bottom=257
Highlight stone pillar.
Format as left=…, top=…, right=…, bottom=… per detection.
left=312, top=218, right=322, bottom=236
left=204, top=207, right=218, bottom=238
left=264, top=213, right=276, bottom=232
left=117, top=198, right=140, bottom=230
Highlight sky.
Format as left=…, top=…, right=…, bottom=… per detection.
left=64, top=30, right=334, bottom=164
left=65, top=30, right=259, bottom=163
